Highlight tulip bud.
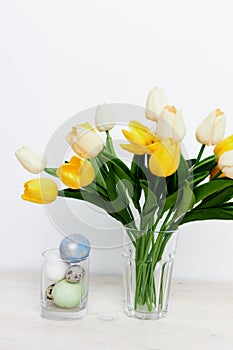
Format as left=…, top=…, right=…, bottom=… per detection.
left=22, top=178, right=58, bottom=204
left=56, top=156, right=95, bottom=189
left=66, top=124, right=104, bottom=159
left=218, top=150, right=233, bottom=179
left=156, top=106, right=186, bottom=142
left=15, top=145, right=47, bottom=174
left=145, top=86, right=168, bottom=122
left=196, top=109, right=226, bottom=146
left=95, top=103, right=115, bottom=132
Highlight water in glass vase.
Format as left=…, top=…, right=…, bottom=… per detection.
left=122, top=227, right=178, bottom=320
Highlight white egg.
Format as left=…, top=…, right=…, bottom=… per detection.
left=44, top=250, right=69, bottom=282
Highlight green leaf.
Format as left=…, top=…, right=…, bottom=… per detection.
left=131, top=155, right=146, bottom=212
left=196, top=186, right=233, bottom=209
left=178, top=155, right=191, bottom=182
left=83, top=183, right=108, bottom=200
left=105, top=168, right=134, bottom=225
left=194, top=179, right=233, bottom=203
left=221, top=202, right=233, bottom=208
left=187, top=158, right=197, bottom=168
left=100, top=150, right=135, bottom=185
left=89, top=158, right=107, bottom=189
left=106, top=170, right=118, bottom=202
left=140, top=180, right=158, bottom=230
left=166, top=155, right=190, bottom=196
left=190, top=171, right=210, bottom=185
left=193, top=155, right=217, bottom=174
left=171, top=180, right=195, bottom=222
left=180, top=207, right=233, bottom=225
left=162, top=191, right=178, bottom=213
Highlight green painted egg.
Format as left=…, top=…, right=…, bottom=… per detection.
left=52, top=279, right=83, bottom=309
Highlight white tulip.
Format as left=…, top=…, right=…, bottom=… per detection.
left=66, top=123, right=104, bottom=158
left=15, top=145, right=47, bottom=174
left=156, top=106, right=186, bottom=142
left=218, top=150, right=233, bottom=179
left=195, top=109, right=226, bottom=146
left=95, top=103, right=115, bottom=132
left=145, top=86, right=168, bottom=122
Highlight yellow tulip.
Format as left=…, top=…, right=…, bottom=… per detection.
left=149, top=139, right=180, bottom=177
left=66, top=123, right=104, bottom=158
left=121, top=121, right=158, bottom=155
left=56, top=156, right=95, bottom=189
left=22, top=178, right=58, bottom=204
left=214, top=134, right=233, bottom=160
left=121, top=121, right=180, bottom=177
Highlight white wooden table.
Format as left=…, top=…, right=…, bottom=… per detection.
left=0, top=273, right=233, bottom=350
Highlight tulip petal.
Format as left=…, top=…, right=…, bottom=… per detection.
left=221, top=166, right=233, bottom=179
left=121, top=120, right=160, bottom=157
left=145, top=87, right=168, bottom=122
left=214, top=134, right=233, bottom=159
left=57, top=163, right=81, bottom=189
left=66, top=126, right=104, bottom=159
left=121, top=143, right=149, bottom=155
left=149, top=140, right=180, bottom=177
left=77, top=122, right=95, bottom=131
left=22, top=178, right=58, bottom=204
left=212, top=115, right=226, bottom=145
left=196, top=109, right=227, bottom=146
left=156, top=108, right=186, bottom=142
left=57, top=157, right=95, bottom=189
left=15, top=146, right=47, bottom=174
left=79, top=159, right=95, bottom=187
left=95, top=103, right=115, bottom=132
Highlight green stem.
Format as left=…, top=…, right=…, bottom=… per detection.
left=44, top=167, right=58, bottom=177
left=211, top=169, right=222, bottom=180
left=195, top=144, right=206, bottom=165
left=106, top=130, right=116, bottom=156
left=160, top=208, right=173, bottom=232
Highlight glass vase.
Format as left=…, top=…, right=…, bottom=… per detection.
left=122, top=227, right=178, bottom=320
left=41, top=248, right=89, bottom=320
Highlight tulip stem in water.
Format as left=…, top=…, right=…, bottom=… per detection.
left=195, top=144, right=206, bottom=165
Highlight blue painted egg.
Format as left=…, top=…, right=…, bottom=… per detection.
left=59, top=234, right=90, bottom=262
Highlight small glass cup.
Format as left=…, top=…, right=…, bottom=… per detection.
left=41, top=248, right=89, bottom=320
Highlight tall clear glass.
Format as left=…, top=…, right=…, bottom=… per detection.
left=41, top=248, right=89, bottom=320
left=122, top=227, right=178, bottom=320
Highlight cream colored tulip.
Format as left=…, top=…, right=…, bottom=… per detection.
left=218, top=150, right=233, bottom=179
left=156, top=106, right=186, bottom=142
left=95, top=103, right=115, bottom=132
left=15, top=145, right=47, bottom=174
left=66, top=124, right=104, bottom=158
left=145, top=86, right=168, bottom=122
left=195, top=109, right=226, bottom=146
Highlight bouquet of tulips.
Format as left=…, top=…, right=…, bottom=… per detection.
left=16, top=87, right=233, bottom=312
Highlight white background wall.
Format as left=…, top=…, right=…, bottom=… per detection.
left=1, top=0, right=233, bottom=281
